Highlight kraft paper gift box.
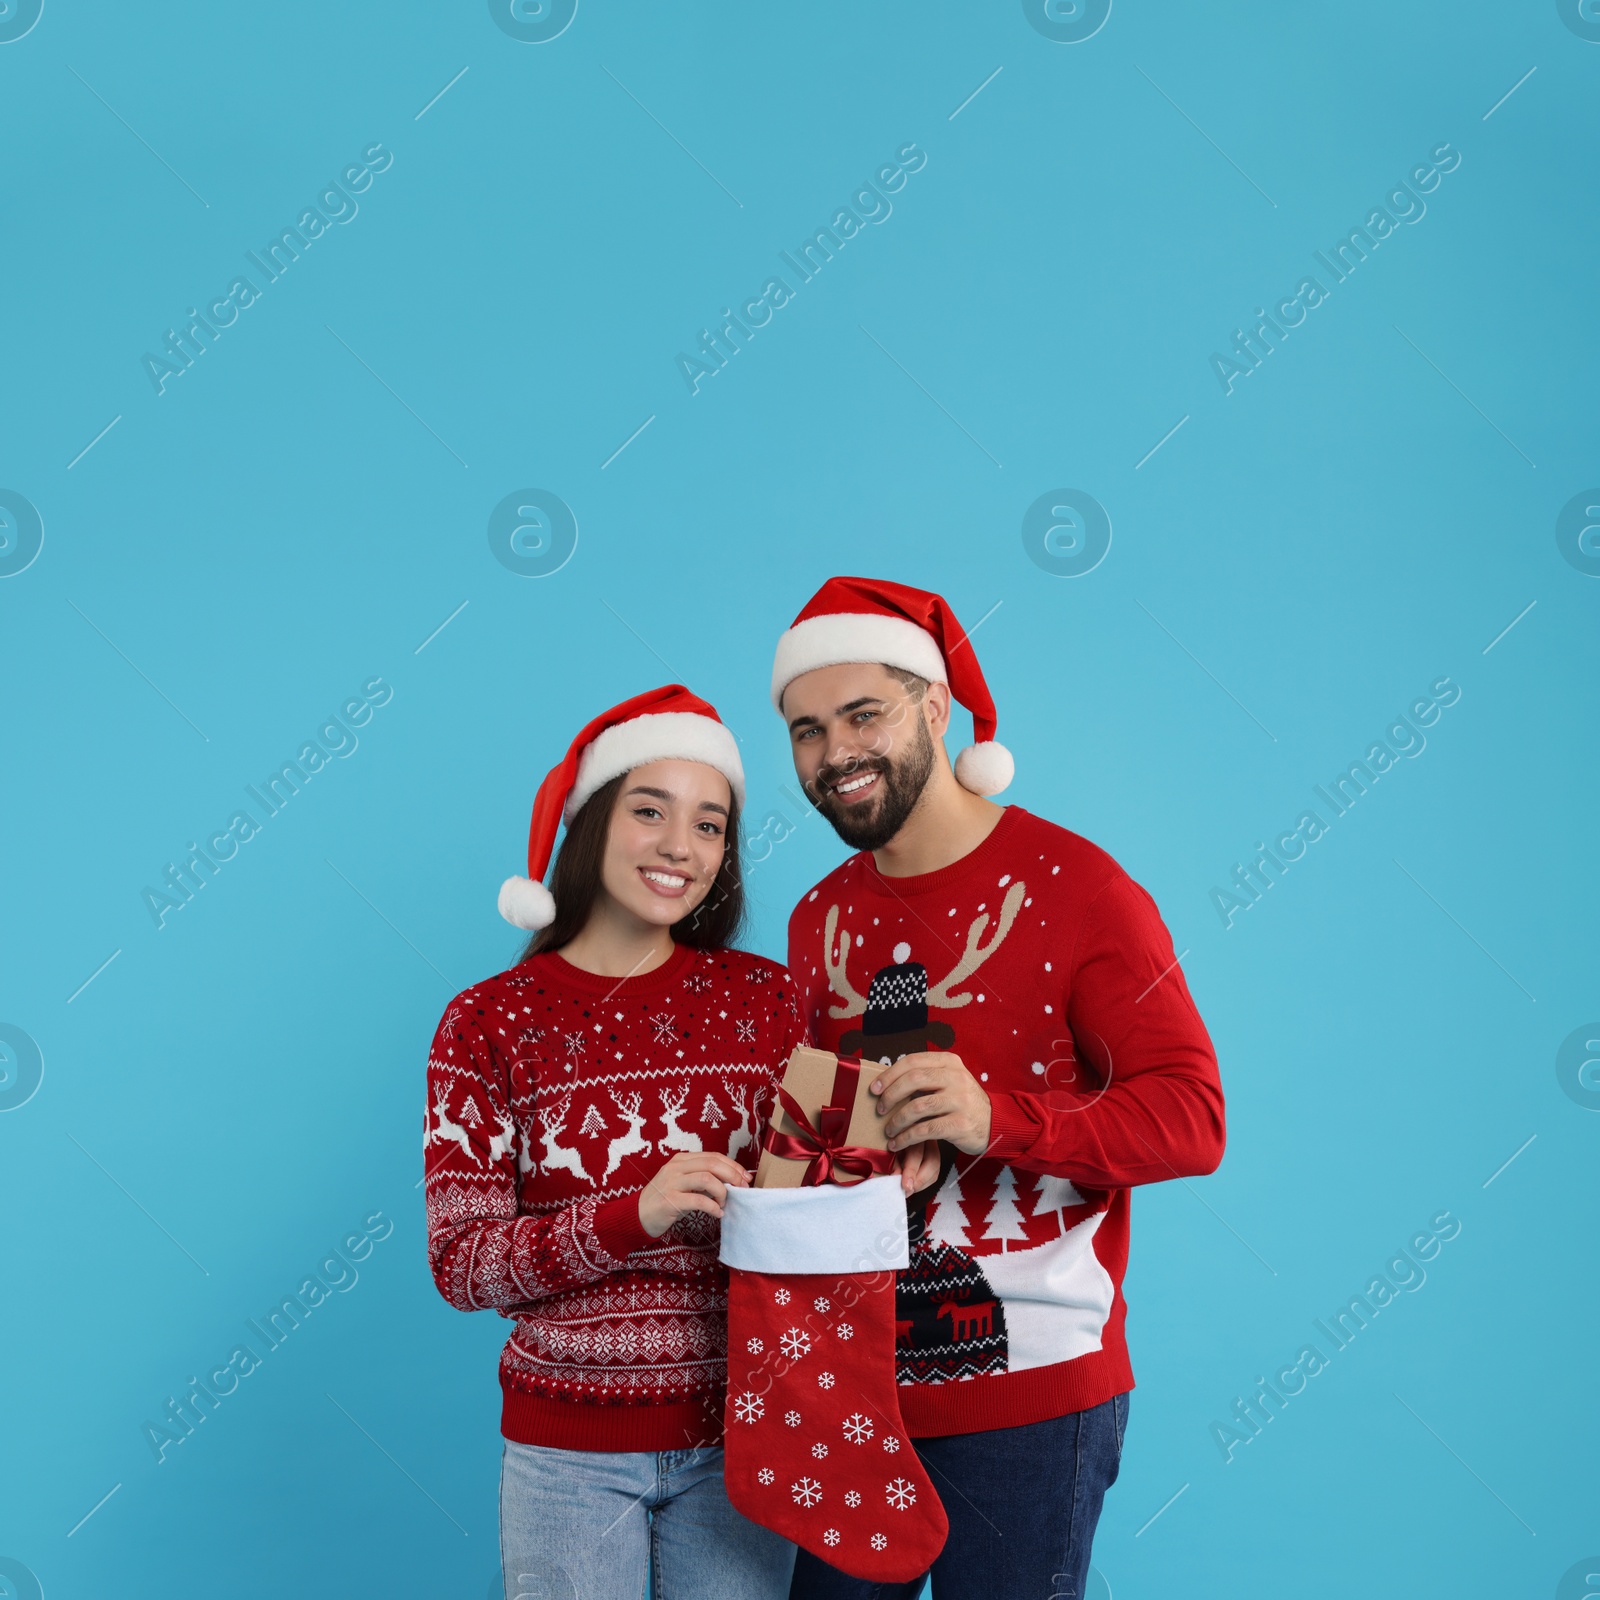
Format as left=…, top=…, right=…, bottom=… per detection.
left=754, top=1045, right=895, bottom=1190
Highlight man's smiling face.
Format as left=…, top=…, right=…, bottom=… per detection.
left=782, top=662, right=943, bottom=850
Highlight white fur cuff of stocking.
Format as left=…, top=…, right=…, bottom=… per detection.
left=718, top=1174, right=910, bottom=1274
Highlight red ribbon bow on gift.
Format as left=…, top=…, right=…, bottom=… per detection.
left=763, top=1058, right=897, bottom=1187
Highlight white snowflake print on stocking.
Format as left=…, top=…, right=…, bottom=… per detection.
left=732, top=1392, right=764, bottom=1425
left=722, top=1264, right=948, bottom=1583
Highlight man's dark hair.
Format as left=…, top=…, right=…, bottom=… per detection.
left=517, top=773, right=745, bottom=961
left=885, top=666, right=929, bottom=701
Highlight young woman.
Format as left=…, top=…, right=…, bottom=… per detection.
left=424, top=685, right=803, bottom=1599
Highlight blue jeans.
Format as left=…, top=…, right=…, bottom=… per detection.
left=500, top=1437, right=795, bottom=1600
left=789, top=1394, right=1129, bottom=1600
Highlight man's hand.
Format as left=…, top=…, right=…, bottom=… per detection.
left=638, top=1151, right=751, bottom=1238
left=873, top=1052, right=991, bottom=1156
left=896, top=1138, right=944, bottom=1196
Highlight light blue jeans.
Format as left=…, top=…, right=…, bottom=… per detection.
left=500, top=1437, right=795, bottom=1600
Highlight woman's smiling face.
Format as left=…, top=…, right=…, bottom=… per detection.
left=598, top=759, right=732, bottom=931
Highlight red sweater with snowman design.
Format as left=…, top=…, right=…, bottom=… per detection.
left=425, top=942, right=805, bottom=1452
left=787, top=805, right=1225, bottom=1439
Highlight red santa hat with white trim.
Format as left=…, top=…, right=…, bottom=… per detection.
left=498, top=683, right=746, bottom=931
left=770, top=576, right=1014, bottom=796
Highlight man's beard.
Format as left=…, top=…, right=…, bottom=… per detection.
left=809, top=715, right=936, bottom=851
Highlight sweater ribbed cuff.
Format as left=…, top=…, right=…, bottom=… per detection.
left=984, top=1092, right=1041, bottom=1163
left=591, top=1194, right=655, bottom=1263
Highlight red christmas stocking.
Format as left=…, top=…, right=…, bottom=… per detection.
left=719, top=1175, right=948, bottom=1584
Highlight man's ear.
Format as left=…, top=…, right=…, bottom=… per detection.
left=921, top=680, right=953, bottom=740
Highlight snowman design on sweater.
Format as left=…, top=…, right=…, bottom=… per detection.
left=839, top=947, right=1011, bottom=1383
left=799, top=878, right=1116, bottom=1388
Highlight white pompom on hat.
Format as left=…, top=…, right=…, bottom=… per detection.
left=770, top=576, right=1013, bottom=796
left=498, top=685, right=746, bottom=930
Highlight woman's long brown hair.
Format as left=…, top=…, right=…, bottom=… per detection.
left=517, top=773, right=746, bottom=962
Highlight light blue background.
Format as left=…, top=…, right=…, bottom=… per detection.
left=2, top=3, right=1596, bottom=1596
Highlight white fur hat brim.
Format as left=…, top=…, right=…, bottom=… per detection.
left=568, top=711, right=745, bottom=820
left=771, top=612, right=948, bottom=709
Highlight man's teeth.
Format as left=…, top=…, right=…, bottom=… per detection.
left=835, top=772, right=878, bottom=794
left=642, top=870, right=688, bottom=886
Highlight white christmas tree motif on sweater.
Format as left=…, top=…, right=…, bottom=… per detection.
left=983, top=1167, right=1028, bottom=1253
left=924, top=1165, right=970, bottom=1249
left=578, top=1103, right=607, bottom=1139
left=700, top=1093, right=726, bottom=1126
left=1028, top=1172, right=1086, bottom=1235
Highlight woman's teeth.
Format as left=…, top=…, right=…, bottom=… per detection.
left=641, top=869, right=689, bottom=888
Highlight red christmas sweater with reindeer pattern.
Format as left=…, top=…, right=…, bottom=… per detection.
left=788, top=805, right=1225, bottom=1439
left=424, top=943, right=805, bottom=1452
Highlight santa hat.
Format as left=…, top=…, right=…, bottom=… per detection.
left=498, top=684, right=746, bottom=931
left=770, top=576, right=1013, bottom=796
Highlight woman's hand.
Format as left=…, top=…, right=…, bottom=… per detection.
left=637, top=1151, right=752, bottom=1238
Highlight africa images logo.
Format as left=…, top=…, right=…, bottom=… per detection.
left=140, top=144, right=394, bottom=396
left=1209, top=143, right=1461, bottom=396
